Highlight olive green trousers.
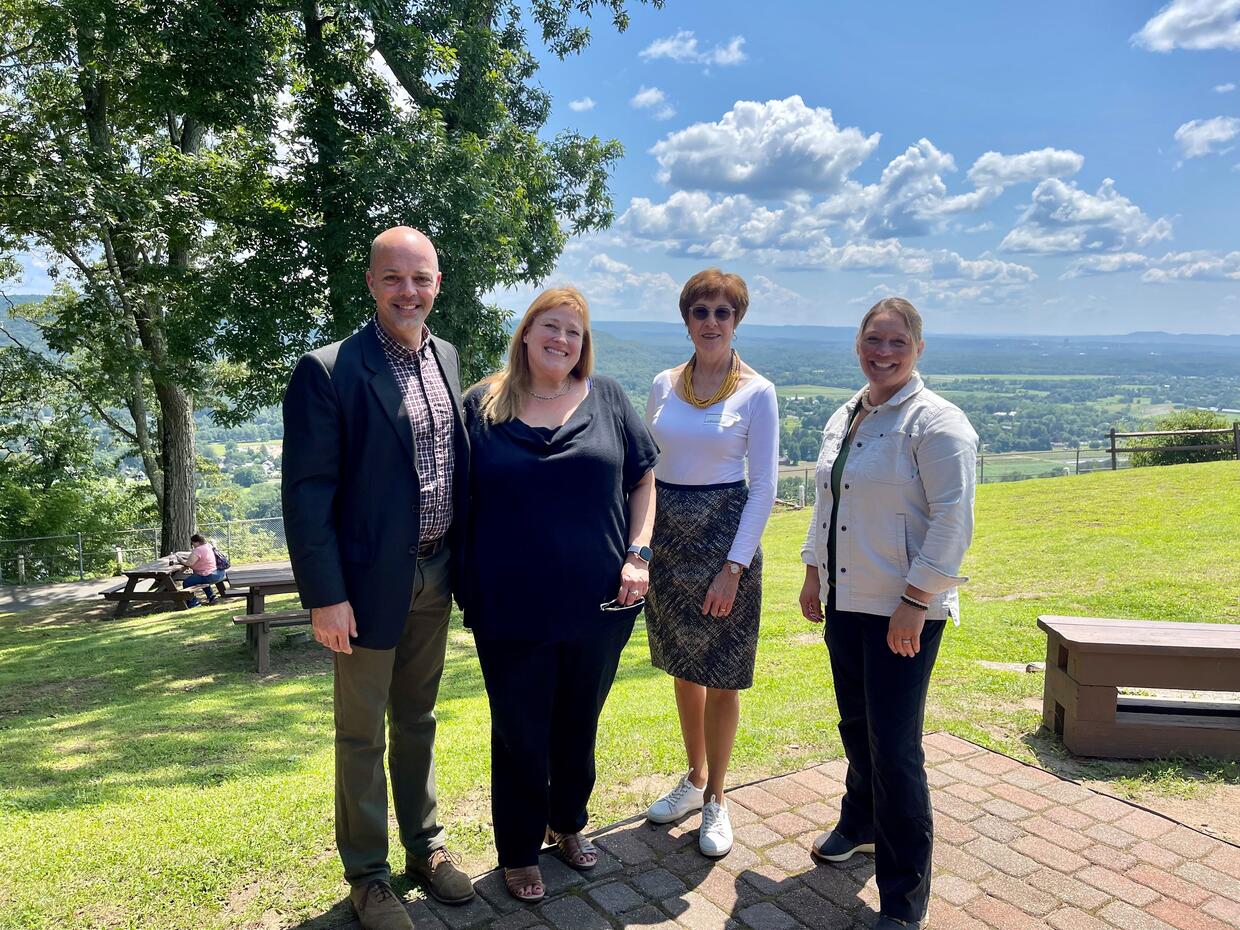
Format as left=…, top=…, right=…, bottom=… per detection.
left=333, top=546, right=452, bottom=887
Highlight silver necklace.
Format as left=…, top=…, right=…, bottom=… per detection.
left=526, top=379, right=572, bottom=401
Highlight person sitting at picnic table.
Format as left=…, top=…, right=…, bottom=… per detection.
left=175, top=533, right=225, bottom=607
left=798, top=297, right=977, bottom=930
left=461, top=286, right=658, bottom=903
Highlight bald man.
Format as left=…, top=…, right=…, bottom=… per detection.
left=283, top=227, right=473, bottom=928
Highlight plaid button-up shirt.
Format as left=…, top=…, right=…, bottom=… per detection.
left=374, top=317, right=456, bottom=542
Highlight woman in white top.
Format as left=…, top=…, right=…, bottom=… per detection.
left=642, top=269, right=780, bottom=859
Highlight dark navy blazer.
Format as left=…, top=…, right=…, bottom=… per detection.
left=281, top=320, right=470, bottom=649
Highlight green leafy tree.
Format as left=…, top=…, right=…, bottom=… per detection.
left=231, top=463, right=265, bottom=488
left=0, top=346, right=152, bottom=573
left=1, top=0, right=660, bottom=553
left=1130, top=410, right=1237, bottom=467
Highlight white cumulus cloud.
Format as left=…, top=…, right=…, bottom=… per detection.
left=630, top=86, right=675, bottom=120
left=620, top=190, right=788, bottom=259
left=999, top=179, right=1173, bottom=254
left=649, top=96, right=880, bottom=197
left=1174, top=116, right=1240, bottom=158
left=640, top=30, right=747, bottom=67
left=1061, top=253, right=1152, bottom=279
left=1134, top=0, right=1240, bottom=52
left=1142, top=250, right=1240, bottom=281
left=804, top=143, right=1084, bottom=239
left=1216, top=82, right=1237, bottom=93
left=568, top=97, right=596, bottom=112
left=966, top=148, right=1085, bottom=190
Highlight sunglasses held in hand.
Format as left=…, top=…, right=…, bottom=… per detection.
left=600, top=596, right=645, bottom=611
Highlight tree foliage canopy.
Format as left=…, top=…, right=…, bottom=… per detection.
left=1, top=0, right=656, bottom=547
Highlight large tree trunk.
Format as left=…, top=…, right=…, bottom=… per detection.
left=157, top=382, right=197, bottom=555
left=302, top=1, right=353, bottom=330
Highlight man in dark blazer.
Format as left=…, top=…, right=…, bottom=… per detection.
left=282, top=227, right=473, bottom=930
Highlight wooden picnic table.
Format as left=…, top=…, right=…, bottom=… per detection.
left=226, top=562, right=309, bottom=673
left=224, top=562, right=299, bottom=614
left=102, top=558, right=229, bottom=617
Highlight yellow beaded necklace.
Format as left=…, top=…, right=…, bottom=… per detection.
left=683, top=350, right=741, bottom=409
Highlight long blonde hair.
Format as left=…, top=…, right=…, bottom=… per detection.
left=476, top=287, right=595, bottom=423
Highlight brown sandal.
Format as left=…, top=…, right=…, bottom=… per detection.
left=503, top=865, right=545, bottom=902
left=545, top=828, right=599, bottom=871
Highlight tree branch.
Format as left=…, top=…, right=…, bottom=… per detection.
left=0, top=321, right=141, bottom=444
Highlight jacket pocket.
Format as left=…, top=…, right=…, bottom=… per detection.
left=864, top=430, right=918, bottom=484
left=894, top=513, right=910, bottom=574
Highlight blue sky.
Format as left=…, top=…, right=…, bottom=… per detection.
left=496, top=0, right=1240, bottom=334
left=9, top=1, right=1240, bottom=335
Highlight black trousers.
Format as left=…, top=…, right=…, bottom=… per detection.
left=474, top=618, right=634, bottom=868
left=824, top=594, right=945, bottom=923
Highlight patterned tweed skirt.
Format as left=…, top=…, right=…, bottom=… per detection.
left=646, top=480, right=762, bottom=690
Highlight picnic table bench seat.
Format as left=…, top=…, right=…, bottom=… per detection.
left=233, top=609, right=311, bottom=674
left=1037, top=615, right=1240, bottom=760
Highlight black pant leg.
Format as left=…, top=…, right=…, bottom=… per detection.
left=824, top=604, right=876, bottom=843
left=546, top=619, right=634, bottom=835
left=863, top=616, right=946, bottom=923
left=474, top=635, right=556, bottom=868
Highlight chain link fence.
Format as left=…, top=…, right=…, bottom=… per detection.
left=0, top=517, right=287, bottom=585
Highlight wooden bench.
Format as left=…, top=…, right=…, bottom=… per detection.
left=1038, top=615, right=1240, bottom=760
left=233, top=609, right=312, bottom=674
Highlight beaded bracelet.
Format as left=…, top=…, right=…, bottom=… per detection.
left=900, top=593, right=929, bottom=611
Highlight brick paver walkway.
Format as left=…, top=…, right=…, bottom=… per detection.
left=401, top=733, right=1240, bottom=930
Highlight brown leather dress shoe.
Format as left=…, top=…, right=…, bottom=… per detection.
left=406, top=847, right=475, bottom=905
left=349, top=879, right=415, bottom=930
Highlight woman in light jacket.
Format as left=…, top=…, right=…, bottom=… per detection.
left=798, top=297, right=977, bottom=930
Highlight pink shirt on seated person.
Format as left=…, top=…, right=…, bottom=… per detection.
left=189, top=543, right=217, bottom=575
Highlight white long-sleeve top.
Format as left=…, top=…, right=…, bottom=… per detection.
left=645, top=369, right=780, bottom=566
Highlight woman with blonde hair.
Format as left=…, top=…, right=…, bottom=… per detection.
left=642, top=269, right=779, bottom=858
left=800, top=297, right=977, bottom=930
left=461, top=286, right=658, bottom=902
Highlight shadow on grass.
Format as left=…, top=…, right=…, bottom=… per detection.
left=287, top=898, right=358, bottom=929
left=1020, top=725, right=1240, bottom=790
left=0, top=600, right=667, bottom=815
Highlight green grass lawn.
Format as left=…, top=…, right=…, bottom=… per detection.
left=1, top=461, right=1238, bottom=929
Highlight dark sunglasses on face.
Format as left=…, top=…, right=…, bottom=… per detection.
left=690, top=306, right=736, bottom=322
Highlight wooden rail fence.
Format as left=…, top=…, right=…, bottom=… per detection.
left=1107, top=422, right=1240, bottom=470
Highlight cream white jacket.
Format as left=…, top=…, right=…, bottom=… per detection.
left=801, top=373, right=978, bottom=622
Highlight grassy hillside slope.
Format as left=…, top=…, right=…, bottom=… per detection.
left=0, top=461, right=1236, bottom=929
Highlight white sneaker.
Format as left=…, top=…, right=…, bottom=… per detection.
left=698, top=795, right=733, bottom=857
left=645, top=773, right=706, bottom=824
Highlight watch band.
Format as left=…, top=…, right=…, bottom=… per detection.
left=627, top=544, right=653, bottom=563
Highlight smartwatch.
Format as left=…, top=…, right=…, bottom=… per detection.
left=626, top=544, right=653, bottom=564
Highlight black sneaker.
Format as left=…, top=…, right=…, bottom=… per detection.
left=810, top=828, right=876, bottom=863
left=874, top=915, right=924, bottom=929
